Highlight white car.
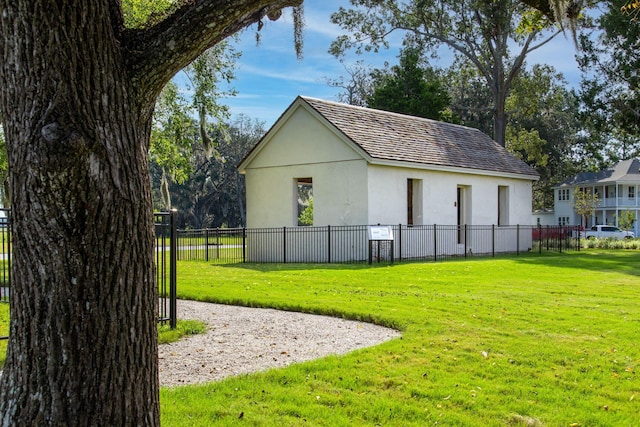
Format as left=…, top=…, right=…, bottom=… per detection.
left=582, top=225, right=635, bottom=240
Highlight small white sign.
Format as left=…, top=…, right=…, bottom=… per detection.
left=368, top=225, right=394, bottom=241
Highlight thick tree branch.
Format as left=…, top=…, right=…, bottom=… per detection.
left=120, top=0, right=302, bottom=101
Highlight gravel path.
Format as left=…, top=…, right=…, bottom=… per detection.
left=159, top=300, right=401, bottom=387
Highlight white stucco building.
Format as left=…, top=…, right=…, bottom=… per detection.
left=239, top=96, right=538, bottom=230
left=554, top=159, right=640, bottom=235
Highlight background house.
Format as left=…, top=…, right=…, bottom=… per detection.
left=532, top=209, right=556, bottom=226
left=239, top=96, right=538, bottom=228
left=554, top=159, right=640, bottom=234
left=238, top=97, right=539, bottom=262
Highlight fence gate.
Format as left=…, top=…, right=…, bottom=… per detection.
left=154, top=210, right=178, bottom=329
left=0, top=209, right=177, bottom=341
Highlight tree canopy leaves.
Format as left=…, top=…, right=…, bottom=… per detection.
left=330, top=0, right=563, bottom=146
left=578, top=0, right=640, bottom=167
left=367, top=47, right=451, bottom=121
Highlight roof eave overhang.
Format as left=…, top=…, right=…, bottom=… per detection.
left=369, top=158, right=540, bottom=181
left=554, top=178, right=640, bottom=189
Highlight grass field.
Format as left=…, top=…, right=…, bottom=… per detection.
left=161, top=251, right=640, bottom=426
left=0, top=251, right=638, bottom=425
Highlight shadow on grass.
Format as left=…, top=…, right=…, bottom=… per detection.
left=208, top=249, right=640, bottom=277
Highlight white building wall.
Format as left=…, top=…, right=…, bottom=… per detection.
left=244, top=106, right=369, bottom=228
left=366, top=165, right=533, bottom=226
left=554, top=196, right=577, bottom=225
left=532, top=211, right=556, bottom=226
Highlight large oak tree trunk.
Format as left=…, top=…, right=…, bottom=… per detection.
left=0, top=0, right=302, bottom=424
left=0, top=1, right=159, bottom=424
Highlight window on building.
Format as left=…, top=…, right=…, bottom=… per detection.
left=296, top=177, right=313, bottom=226
left=457, top=185, right=471, bottom=244
left=605, top=185, right=616, bottom=198
left=629, top=186, right=635, bottom=199
left=498, top=186, right=509, bottom=226
left=407, top=178, right=423, bottom=226
left=557, top=188, right=570, bottom=201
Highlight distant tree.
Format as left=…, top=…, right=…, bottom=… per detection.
left=325, top=60, right=374, bottom=107
left=444, top=60, right=580, bottom=209
left=298, top=197, right=314, bottom=226
left=165, top=115, right=265, bottom=229
left=444, top=59, right=494, bottom=135
left=520, top=0, right=584, bottom=34
left=621, top=0, right=640, bottom=19
left=150, top=81, right=197, bottom=209
left=617, top=210, right=636, bottom=231
left=506, top=64, right=581, bottom=209
left=573, top=187, right=600, bottom=227
left=296, top=179, right=313, bottom=226
left=331, top=0, right=564, bottom=146
left=150, top=43, right=239, bottom=210
left=577, top=0, right=640, bottom=165
left=367, top=47, right=451, bottom=121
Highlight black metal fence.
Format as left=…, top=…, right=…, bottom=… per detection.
left=0, top=208, right=10, bottom=340
left=0, top=210, right=177, bottom=341
left=177, top=224, right=582, bottom=264
left=155, top=210, right=178, bottom=328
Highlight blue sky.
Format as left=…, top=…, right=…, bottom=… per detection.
left=219, top=1, right=583, bottom=128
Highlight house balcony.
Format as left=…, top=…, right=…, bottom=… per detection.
left=598, top=197, right=640, bottom=208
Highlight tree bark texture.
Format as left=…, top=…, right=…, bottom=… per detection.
left=0, top=1, right=159, bottom=425
left=0, top=0, right=301, bottom=425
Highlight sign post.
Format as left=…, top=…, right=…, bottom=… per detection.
left=368, top=225, right=394, bottom=264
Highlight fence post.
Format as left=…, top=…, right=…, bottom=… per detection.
left=545, top=226, right=550, bottom=251
left=559, top=226, right=563, bottom=253
left=538, top=224, right=542, bottom=254
left=205, top=228, right=209, bottom=262
left=169, top=209, right=177, bottom=329
left=398, top=224, right=402, bottom=262
left=516, top=224, right=520, bottom=256
left=216, top=227, right=220, bottom=260
left=327, top=225, right=331, bottom=264
left=492, top=224, right=495, bottom=257
left=464, top=224, right=468, bottom=258
left=283, top=226, right=287, bottom=264
left=242, top=227, right=247, bottom=263
left=433, top=224, right=437, bottom=262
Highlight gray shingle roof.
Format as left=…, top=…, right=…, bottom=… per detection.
left=301, top=96, right=538, bottom=178
left=558, top=159, right=640, bottom=186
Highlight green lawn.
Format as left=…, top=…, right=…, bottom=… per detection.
left=161, top=251, right=640, bottom=426
left=0, top=252, right=638, bottom=425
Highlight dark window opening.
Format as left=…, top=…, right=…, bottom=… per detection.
left=296, top=177, right=313, bottom=226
